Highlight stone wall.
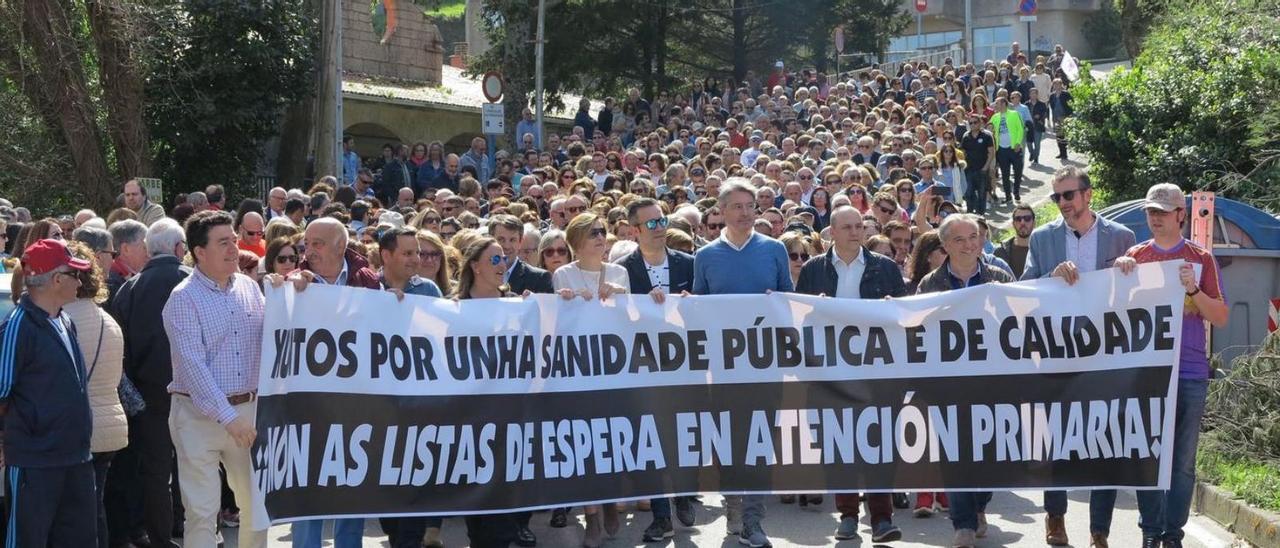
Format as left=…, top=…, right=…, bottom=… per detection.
left=343, top=0, right=444, bottom=84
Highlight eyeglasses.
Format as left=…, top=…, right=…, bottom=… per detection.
left=799, top=175, right=814, bottom=181
left=588, top=227, right=608, bottom=239
left=789, top=252, right=810, bottom=262
left=849, top=188, right=866, bottom=195
left=1050, top=187, right=1087, bottom=203
left=1013, top=214, right=1035, bottom=223
left=567, top=206, right=587, bottom=215
left=488, top=254, right=510, bottom=266
left=643, top=217, right=669, bottom=231
left=705, top=222, right=724, bottom=230
left=275, top=254, right=298, bottom=264
left=420, top=250, right=443, bottom=261
left=244, top=230, right=264, bottom=237
left=542, top=247, right=569, bottom=257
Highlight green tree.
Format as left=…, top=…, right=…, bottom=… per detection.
left=1068, top=0, right=1280, bottom=209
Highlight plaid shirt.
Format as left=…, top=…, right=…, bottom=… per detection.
left=162, top=266, right=264, bottom=424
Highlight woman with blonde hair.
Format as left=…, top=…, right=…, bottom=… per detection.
left=415, top=230, right=453, bottom=296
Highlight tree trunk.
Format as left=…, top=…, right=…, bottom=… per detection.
left=314, top=0, right=341, bottom=179
left=21, top=0, right=115, bottom=211
left=86, top=0, right=152, bottom=180
left=654, top=0, right=667, bottom=94
left=501, top=0, right=533, bottom=148
left=731, top=0, right=747, bottom=84
left=276, top=97, right=315, bottom=187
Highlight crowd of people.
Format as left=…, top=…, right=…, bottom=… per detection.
left=0, top=42, right=1223, bottom=548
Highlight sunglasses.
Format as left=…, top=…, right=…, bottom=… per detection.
left=567, top=206, right=587, bottom=214
left=589, top=228, right=608, bottom=239
left=878, top=206, right=896, bottom=215
left=274, top=254, right=298, bottom=264
left=488, top=254, right=510, bottom=266
left=705, top=222, right=725, bottom=230
left=420, top=251, right=443, bottom=261
left=542, top=247, right=569, bottom=257
left=789, top=252, right=810, bottom=262
left=1050, top=187, right=1087, bottom=203
left=1013, top=214, right=1035, bottom=223
left=424, top=217, right=441, bottom=224
left=643, top=217, right=670, bottom=231
left=243, top=230, right=264, bottom=237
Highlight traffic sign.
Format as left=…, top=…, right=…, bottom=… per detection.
left=136, top=177, right=164, bottom=204
left=1018, top=0, right=1037, bottom=15
left=915, top=0, right=926, bottom=13
left=834, top=26, right=844, bottom=53
left=482, top=103, right=505, bottom=134
left=481, top=71, right=504, bottom=103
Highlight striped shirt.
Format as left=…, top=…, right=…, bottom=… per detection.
left=162, top=266, right=264, bottom=424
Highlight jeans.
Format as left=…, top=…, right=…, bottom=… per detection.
left=964, top=169, right=989, bottom=214
left=651, top=496, right=695, bottom=519
left=996, top=147, right=1024, bottom=200
left=946, top=491, right=992, bottom=531
left=291, top=519, right=365, bottom=548
left=92, top=452, right=115, bottom=548
left=723, top=494, right=766, bottom=528
left=1137, top=378, right=1209, bottom=541
left=1027, top=127, right=1041, bottom=163
left=1043, top=489, right=1118, bottom=535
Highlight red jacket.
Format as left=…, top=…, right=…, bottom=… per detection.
left=293, top=246, right=380, bottom=289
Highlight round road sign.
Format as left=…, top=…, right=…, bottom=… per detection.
left=482, top=72, right=504, bottom=103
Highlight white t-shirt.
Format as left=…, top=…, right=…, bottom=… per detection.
left=644, top=256, right=670, bottom=292
left=552, top=262, right=631, bottom=294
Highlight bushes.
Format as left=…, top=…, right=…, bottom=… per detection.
left=1200, top=330, right=1280, bottom=510
left=1067, top=0, right=1280, bottom=209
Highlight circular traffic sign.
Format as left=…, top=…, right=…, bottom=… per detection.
left=482, top=72, right=504, bottom=103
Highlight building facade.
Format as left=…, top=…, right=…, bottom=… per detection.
left=891, top=0, right=1103, bottom=64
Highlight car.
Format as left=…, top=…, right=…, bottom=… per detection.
left=0, top=273, right=13, bottom=318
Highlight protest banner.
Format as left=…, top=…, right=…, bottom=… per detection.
left=250, top=261, right=1183, bottom=525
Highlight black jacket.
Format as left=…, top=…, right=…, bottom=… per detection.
left=110, top=255, right=191, bottom=404
left=0, top=296, right=92, bottom=467
left=795, top=247, right=906, bottom=300
left=619, top=247, right=695, bottom=294
left=506, top=260, right=553, bottom=295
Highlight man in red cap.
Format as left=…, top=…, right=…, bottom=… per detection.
left=0, top=238, right=98, bottom=547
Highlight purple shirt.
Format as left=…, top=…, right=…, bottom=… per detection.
left=162, top=266, right=264, bottom=424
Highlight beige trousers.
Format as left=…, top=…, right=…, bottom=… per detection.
left=169, top=395, right=268, bottom=548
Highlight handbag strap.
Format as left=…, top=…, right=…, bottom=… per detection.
left=86, top=316, right=105, bottom=381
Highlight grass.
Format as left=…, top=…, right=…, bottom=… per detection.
left=1197, top=449, right=1280, bottom=512
left=425, top=0, right=465, bottom=19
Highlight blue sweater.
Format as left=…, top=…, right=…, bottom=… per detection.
left=693, top=233, right=794, bottom=295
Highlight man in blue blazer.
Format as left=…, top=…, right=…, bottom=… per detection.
left=1021, top=166, right=1138, bottom=548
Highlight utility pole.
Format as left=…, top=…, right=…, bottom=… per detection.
left=534, top=0, right=546, bottom=150
left=964, top=0, right=972, bottom=64
left=316, top=0, right=344, bottom=178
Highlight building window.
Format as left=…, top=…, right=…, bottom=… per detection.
left=973, top=26, right=1014, bottom=65
left=887, top=30, right=962, bottom=62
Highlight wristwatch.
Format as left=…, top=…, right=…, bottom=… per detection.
left=1186, top=286, right=1201, bottom=297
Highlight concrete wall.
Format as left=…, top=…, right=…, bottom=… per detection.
left=343, top=0, right=445, bottom=84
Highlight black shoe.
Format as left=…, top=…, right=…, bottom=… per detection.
left=643, top=517, right=674, bottom=542
left=675, top=497, right=696, bottom=527
left=549, top=508, right=568, bottom=528
left=798, top=494, right=808, bottom=508
left=892, top=493, right=910, bottom=509
left=1142, top=536, right=1162, bottom=548
left=515, top=525, right=537, bottom=547
left=780, top=495, right=796, bottom=504
left=1014, top=194, right=1022, bottom=203
left=1163, top=537, right=1183, bottom=548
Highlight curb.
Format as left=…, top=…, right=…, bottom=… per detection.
left=1194, top=481, right=1280, bottom=547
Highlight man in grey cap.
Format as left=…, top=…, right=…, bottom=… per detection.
left=1128, top=182, right=1228, bottom=548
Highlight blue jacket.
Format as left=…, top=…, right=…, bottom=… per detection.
left=1020, top=215, right=1137, bottom=281
left=0, top=296, right=93, bottom=467
left=795, top=247, right=907, bottom=299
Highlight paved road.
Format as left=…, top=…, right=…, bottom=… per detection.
left=976, top=132, right=1083, bottom=229
left=223, top=489, right=1244, bottom=547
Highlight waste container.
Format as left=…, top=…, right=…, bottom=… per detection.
left=1100, top=197, right=1280, bottom=365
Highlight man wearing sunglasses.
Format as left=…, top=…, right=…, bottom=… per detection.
left=1020, top=166, right=1137, bottom=547
left=235, top=211, right=267, bottom=258
left=618, top=198, right=699, bottom=541
left=995, top=205, right=1035, bottom=278
left=2, top=238, right=97, bottom=547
